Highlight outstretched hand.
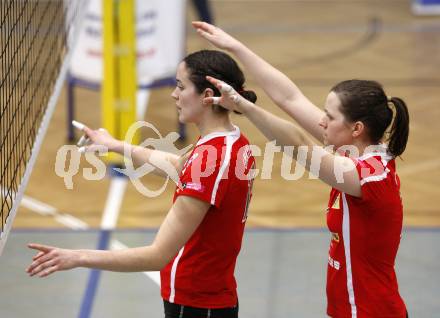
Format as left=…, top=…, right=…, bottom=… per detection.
left=192, top=21, right=241, bottom=51
left=26, top=243, right=80, bottom=277
left=203, top=76, right=251, bottom=114
left=73, top=122, right=120, bottom=153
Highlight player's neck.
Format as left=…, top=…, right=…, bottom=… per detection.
left=348, top=140, right=386, bottom=158
left=197, top=113, right=234, bottom=137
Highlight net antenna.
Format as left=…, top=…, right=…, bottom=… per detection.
left=0, top=0, right=89, bottom=255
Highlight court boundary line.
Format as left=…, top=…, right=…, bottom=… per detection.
left=20, top=195, right=88, bottom=229
left=79, top=177, right=126, bottom=318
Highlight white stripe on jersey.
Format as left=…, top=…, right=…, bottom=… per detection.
left=357, top=152, right=391, bottom=161
left=169, top=246, right=185, bottom=303
left=360, top=168, right=390, bottom=186
left=342, top=193, right=357, bottom=318
left=210, top=134, right=239, bottom=205
left=357, top=143, right=392, bottom=162
left=196, top=125, right=240, bottom=147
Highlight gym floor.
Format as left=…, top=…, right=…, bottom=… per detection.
left=1, top=228, right=439, bottom=317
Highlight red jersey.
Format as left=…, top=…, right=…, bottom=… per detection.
left=326, top=152, right=406, bottom=318
left=160, top=126, right=255, bottom=308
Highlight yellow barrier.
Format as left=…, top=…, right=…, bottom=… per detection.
left=102, top=0, right=137, bottom=164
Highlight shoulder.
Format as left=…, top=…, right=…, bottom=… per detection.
left=353, top=152, right=395, bottom=185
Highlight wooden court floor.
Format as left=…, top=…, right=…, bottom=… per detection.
left=13, top=0, right=440, bottom=230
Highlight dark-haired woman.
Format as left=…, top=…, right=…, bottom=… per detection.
left=194, top=21, right=409, bottom=318
left=26, top=50, right=257, bottom=318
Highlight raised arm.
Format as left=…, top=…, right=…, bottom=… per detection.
left=78, top=125, right=186, bottom=179
left=206, top=77, right=361, bottom=197
left=27, top=196, right=209, bottom=277
left=192, top=21, right=325, bottom=142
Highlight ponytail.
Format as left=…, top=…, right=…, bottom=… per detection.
left=232, top=89, right=257, bottom=115
left=240, top=89, right=257, bottom=104
left=387, top=97, right=409, bottom=157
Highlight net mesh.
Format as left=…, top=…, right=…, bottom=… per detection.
left=0, top=0, right=87, bottom=254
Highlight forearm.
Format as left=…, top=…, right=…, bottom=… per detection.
left=79, top=197, right=208, bottom=273
left=78, top=245, right=166, bottom=272
left=112, top=141, right=180, bottom=178
left=231, top=43, right=300, bottom=106
left=241, top=102, right=361, bottom=194
left=241, top=101, right=313, bottom=149
left=27, top=197, right=209, bottom=278
left=230, top=43, right=324, bottom=142
left=193, top=21, right=324, bottom=140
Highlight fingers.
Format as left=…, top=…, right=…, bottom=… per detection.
left=82, top=125, right=94, bottom=135
left=77, top=135, right=90, bottom=147
left=206, top=76, right=238, bottom=98
left=191, top=21, right=206, bottom=28
left=191, top=21, right=203, bottom=28
left=206, top=75, right=232, bottom=94
left=192, top=21, right=218, bottom=42
left=27, top=243, right=53, bottom=273
left=78, top=144, right=108, bottom=154
left=211, top=97, right=221, bottom=105
left=72, top=121, right=92, bottom=138
left=27, top=258, right=58, bottom=277
left=206, top=96, right=239, bottom=105
left=72, top=120, right=85, bottom=131
left=206, top=76, right=223, bottom=90
left=72, top=120, right=93, bottom=134
left=203, top=97, right=214, bottom=105
left=28, top=255, right=53, bottom=274
left=32, top=251, right=46, bottom=261
left=191, top=21, right=214, bottom=31
left=28, top=243, right=53, bottom=253
left=205, top=76, right=233, bottom=94
left=38, top=265, right=58, bottom=278
left=195, top=28, right=214, bottom=42
left=219, top=83, right=233, bottom=94
left=27, top=252, right=53, bottom=275
left=72, top=123, right=111, bottom=153
left=72, top=120, right=93, bottom=148
left=77, top=128, right=106, bottom=149
left=205, top=76, right=248, bottom=114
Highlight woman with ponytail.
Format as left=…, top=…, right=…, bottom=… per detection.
left=194, top=21, right=409, bottom=318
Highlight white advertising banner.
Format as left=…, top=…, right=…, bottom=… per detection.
left=412, top=0, right=440, bottom=14
left=70, top=0, right=186, bottom=84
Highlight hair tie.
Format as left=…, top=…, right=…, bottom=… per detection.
left=386, top=96, right=396, bottom=119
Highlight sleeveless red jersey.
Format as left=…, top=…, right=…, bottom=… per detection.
left=326, top=152, right=406, bottom=318
left=161, top=126, right=255, bottom=308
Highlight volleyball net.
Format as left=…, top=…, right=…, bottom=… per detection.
left=0, top=0, right=88, bottom=255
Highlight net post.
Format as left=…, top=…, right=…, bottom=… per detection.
left=101, top=0, right=138, bottom=165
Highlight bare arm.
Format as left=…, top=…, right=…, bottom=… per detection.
left=80, top=125, right=185, bottom=179
left=193, top=21, right=325, bottom=142
left=206, top=77, right=361, bottom=197
left=27, top=196, right=210, bottom=277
